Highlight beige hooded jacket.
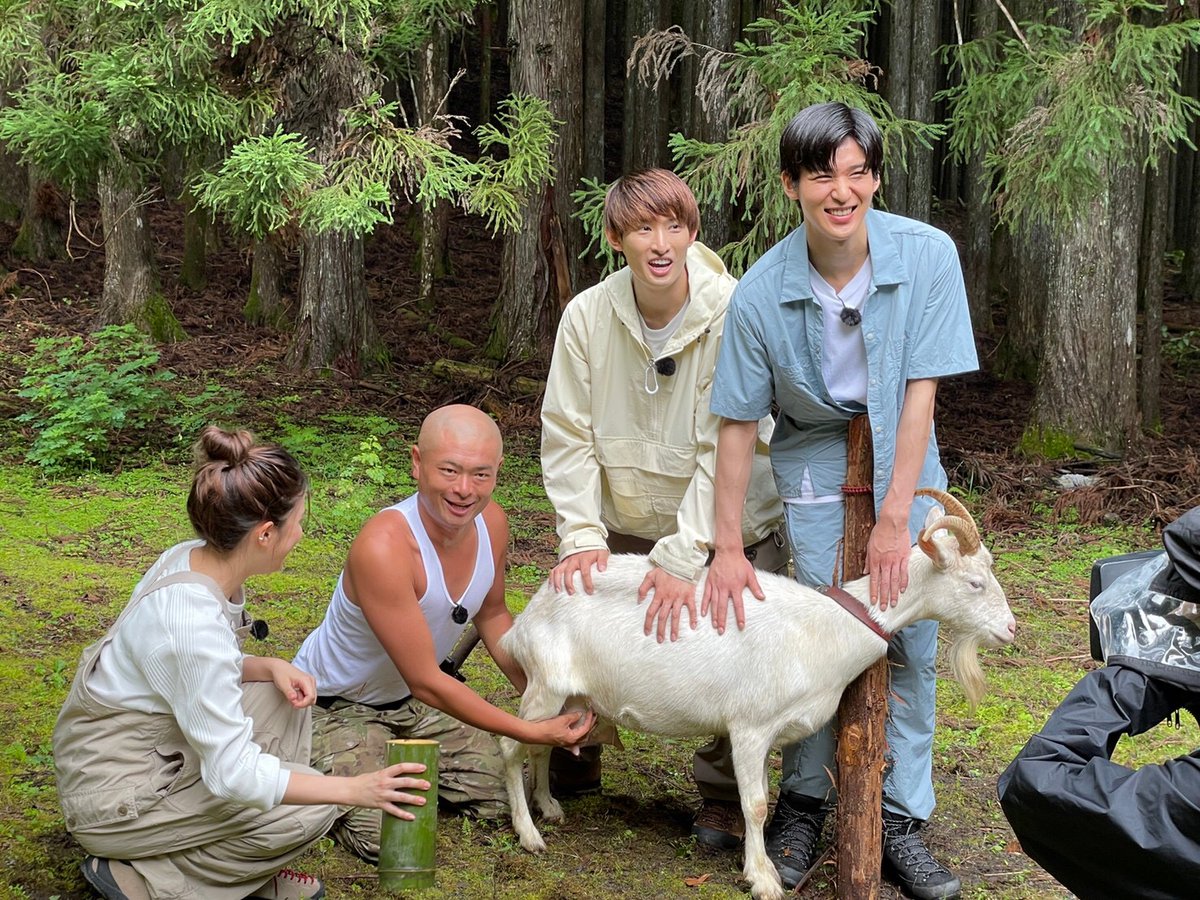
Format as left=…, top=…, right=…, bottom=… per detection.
left=541, top=242, right=782, bottom=583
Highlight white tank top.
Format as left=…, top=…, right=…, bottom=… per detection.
left=293, top=494, right=494, bottom=706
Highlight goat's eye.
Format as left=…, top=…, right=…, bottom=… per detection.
left=969, top=579, right=984, bottom=591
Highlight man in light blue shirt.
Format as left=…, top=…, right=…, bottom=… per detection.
left=705, top=102, right=978, bottom=900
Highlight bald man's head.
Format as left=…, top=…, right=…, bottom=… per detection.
left=417, top=404, right=503, bottom=463
left=411, top=405, right=504, bottom=532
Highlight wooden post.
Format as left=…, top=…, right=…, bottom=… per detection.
left=835, top=415, right=887, bottom=899
left=378, top=739, right=439, bottom=892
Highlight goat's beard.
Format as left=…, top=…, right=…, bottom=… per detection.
left=946, top=638, right=986, bottom=711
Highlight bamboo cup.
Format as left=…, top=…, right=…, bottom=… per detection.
left=378, top=739, right=439, bottom=892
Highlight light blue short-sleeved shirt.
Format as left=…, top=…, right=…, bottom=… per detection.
left=711, top=208, right=979, bottom=534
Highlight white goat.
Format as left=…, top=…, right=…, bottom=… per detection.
left=499, top=491, right=1016, bottom=900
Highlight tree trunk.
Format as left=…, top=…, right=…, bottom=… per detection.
left=881, top=0, right=911, bottom=215
left=416, top=20, right=451, bottom=310
left=179, top=189, right=212, bottom=292
left=905, top=0, right=938, bottom=222
left=583, top=0, right=607, bottom=183
left=962, top=0, right=998, bottom=334
left=477, top=3, right=494, bottom=125
left=835, top=415, right=885, bottom=900
left=689, top=0, right=736, bottom=250
left=1020, top=3, right=1143, bottom=457
left=996, top=222, right=1048, bottom=381
left=622, top=0, right=669, bottom=171
left=284, top=39, right=382, bottom=371
left=0, top=84, right=22, bottom=222
left=1026, top=156, right=1142, bottom=456
left=1188, top=170, right=1200, bottom=302
left=10, top=166, right=65, bottom=261
left=1173, top=47, right=1196, bottom=258
left=96, top=156, right=182, bottom=341
left=246, top=234, right=289, bottom=328
left=287, top=229, right=379, bottom=372
left=487, top=0, right=583, bottom=361
left=1139, top=151, right=1169, bottom=433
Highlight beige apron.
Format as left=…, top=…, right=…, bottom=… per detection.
left=53, top=565, right=337, bottom=899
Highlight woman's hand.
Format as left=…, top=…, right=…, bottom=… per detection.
left=530, top=708, right=597, bottom=749
left=269, top=659, right=318, bottom=708
left=350, top=762, right=432, bottom=821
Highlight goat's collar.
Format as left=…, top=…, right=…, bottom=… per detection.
left=818, top=584, right=893, bottom=643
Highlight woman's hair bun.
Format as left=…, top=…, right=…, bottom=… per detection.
left=194, top=425, right=256, bottom=469
left=187, top=425, right=308, bottom=552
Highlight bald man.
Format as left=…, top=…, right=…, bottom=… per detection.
left=294, top=405, right=593, bottom=861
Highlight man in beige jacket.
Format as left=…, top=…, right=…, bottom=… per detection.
left=540, top=168, right=784, bottom=848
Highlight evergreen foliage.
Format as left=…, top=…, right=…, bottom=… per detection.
left=0, top=0, right=551, bottom=264
left=940, top=0, right=1200, bottom=230
left=0, top=0, right=271, bottom=193
left=581, top=0, right=942, bottom=276
left=183, top=0, right=551, bottom=247
left=193, top=129, right=324, bottom=239
left=192, top=93, right=554, bottom=241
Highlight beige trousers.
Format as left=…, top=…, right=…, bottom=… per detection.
left=59, top=682, right=336, bottom=899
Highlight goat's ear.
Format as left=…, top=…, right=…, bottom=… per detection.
left=923, top=504, right=943, bottom=533
left=918, top=525, right=960, bottom=570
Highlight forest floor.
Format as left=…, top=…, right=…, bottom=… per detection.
left=1, top=201, right=1200, bottom=899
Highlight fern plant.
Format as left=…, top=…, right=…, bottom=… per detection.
left=16, top=325, right=174, bottom=474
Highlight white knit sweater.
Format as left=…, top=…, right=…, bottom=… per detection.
left=88, top=541, right=288, bottom=810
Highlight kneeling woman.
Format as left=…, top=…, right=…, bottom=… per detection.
left=54, top=427, right=429, bottom=900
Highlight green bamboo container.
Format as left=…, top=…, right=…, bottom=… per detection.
left=378, top=739, right=439, bottom=892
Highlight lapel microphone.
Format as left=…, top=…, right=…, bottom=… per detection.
left=655, top=357, right=676, bottom=376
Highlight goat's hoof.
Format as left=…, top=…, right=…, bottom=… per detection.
left=519, top=832, right=547, bottom=853
left=538, top=798, right=565, bottom=822
left=746, top=870, right=786, bottom=900
left=748, top=883, right=786, bottom=900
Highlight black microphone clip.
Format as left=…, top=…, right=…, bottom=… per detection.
left=655, top=357, right=676, bottom=377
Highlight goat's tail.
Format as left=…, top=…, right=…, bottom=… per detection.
left=946, top=638, right=986, bottom=711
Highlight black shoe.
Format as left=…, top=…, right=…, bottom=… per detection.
left=80, top=856, right=149, bottom=900
left=882, top=812, right=962, bottom=899
left=764, top=794, right=827, bottom=889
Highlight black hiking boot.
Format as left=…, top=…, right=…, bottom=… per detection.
left=882, top=812, right=962, bottom=899
left=764, top=794, right=827, bottom=889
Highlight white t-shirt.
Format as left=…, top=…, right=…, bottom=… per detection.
left=810, top=258, right=871, bottom=406
left=640, top=298, right=690, bottom=359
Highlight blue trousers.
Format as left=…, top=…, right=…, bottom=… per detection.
left=779, top=496, right=938, bottom=820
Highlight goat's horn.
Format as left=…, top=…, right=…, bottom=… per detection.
left=915, top=488, right=981, bottom=551
left=915, top=487, right=973, bottom=523
left=919, top=514, right=981, bottom=556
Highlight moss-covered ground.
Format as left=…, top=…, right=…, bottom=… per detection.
left=0, top=412, right=1195, bottom=900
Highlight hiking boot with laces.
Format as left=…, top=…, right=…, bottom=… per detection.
left=882, top=812, right=962, bottom=899
left=249, top=868, right=326, bottom=900
left=691, top=798, right=744, bottom=850
left=764, top=794, right=828, bottom=888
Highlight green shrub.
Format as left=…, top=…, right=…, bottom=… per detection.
left=1163, top=327, right=1200, bottom=372
left=16, top=324, right=174, bottom=474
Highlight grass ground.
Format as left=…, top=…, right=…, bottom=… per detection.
left=0, top=410, right=1196, bottom=900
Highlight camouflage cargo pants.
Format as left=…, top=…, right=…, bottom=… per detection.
left=310, top=696, right=509, bottom=862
